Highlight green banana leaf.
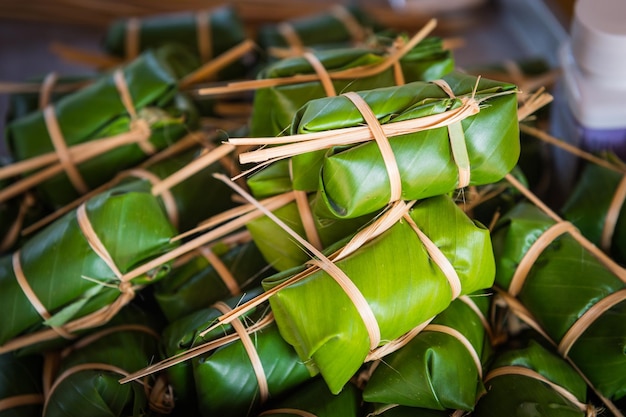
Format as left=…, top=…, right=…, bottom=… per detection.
left=562, top=162, right=626, bottom=265
left=0, top=187, right=178, bottom=352
left=362, top=294, right=493, bottom=411
left=249, top=36, right=454, bottom=138
left=293, top=72, right=518, bottom=216
left=492, top=202, right=626, bottom=400
left=473, top=340, right=591, bottom=417
left=257, top=378, right=362, bottom=417
left=43, top=306, right=162, bottom=417
left=103, top=6, right=249, bottom=79
left=154, top=239, right=275, bottom=322
left=161, top=289, right=311, bottom=417
left=246, top=192, right=375, bottom=271
left=5, top=48, right=199, bottom=209
left=269, top=71, right=518, bottom=219
left=256, top=5, right=380, bottom=52
left=0, top=353, right=44, bottom=417
left=262, top=194, right=494, bottom=394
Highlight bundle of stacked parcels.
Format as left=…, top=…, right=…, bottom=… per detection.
left=1, top=4, right=625, bottom=417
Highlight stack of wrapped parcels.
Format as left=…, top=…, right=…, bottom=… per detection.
left=1, top=4, right=625, bottom=417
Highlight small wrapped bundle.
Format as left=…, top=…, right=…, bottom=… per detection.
left=43, top=307, right=164, bottom=417
left=0, top=353, right=44, bottom=417
left=246, top=192, right=375, bottom=271
left=562, top=162, right=626, bottom=265
left=154, top=237, right=275, bottom=322
left=256, top=5, right=380, bottom=54
left=473, top=340, right=594, bottom=417
left=4, top=48, right=198, bottom=209
left=257, top=378, right=362, bottom=417
left=0, top=186, right=178, bottom=354
left=103, top=6, right=248, bottom=73
left=362, top=294, right=493, bottom=412
left=160, top=289, right=311, bottom=417
left=262, top=194, right=494, bottom=394
left=232, top=71, right=519, bottom=219
left=492, top=201, right=626, bottom=401
left=249, top=34, right=454, bottom=138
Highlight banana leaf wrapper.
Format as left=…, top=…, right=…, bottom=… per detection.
left=154, top=239, right=274, bottom=322
left=473, top=340, right=591, bottom=417
left=0, top=353, right=44, bottom=417
left=363, top=295, right=493, bottom=411
left=562, top=163, right=626, bottom=265
left=279, top=71, right=518, bottom=219
left=492, top=202, right=626, bottom=400
left=5, top=48, right=199, bottom=209
left=262, top=194, right=495, bottom=394
left=257, top=378, right=362, bottom=417
left=43, top=307, right=161, bottom=417
left=162, top=289, right=311, bottom=417
left=256, top=5, right=380, bottom=52
left=0, top=187, right=178, bottom=352
left=248, top=36, right=454, bottom=139
left=246, top=193, right=375, bottom=271
left=104, top=6, right=249, bottom=79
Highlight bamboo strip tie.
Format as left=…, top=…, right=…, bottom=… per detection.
left=431, top=78, right=472, bottom=188
left=278, top=22, right=305, bottom=55
left=303, top=52, right=336, bottom=97
left=484, top=366, right=594, bottom=415
left=197, top=246, right=241, bottom=296
left=601, top=174, right=626, bottom=251
left=124, top=168, right=179, bottom=228
left=0, top=394, right=44, bottom=412
left=125, top=17, right=140, bottom=60
left=213, top=301, right=270, bottom=403
left=43, top=105, right=90, bottom=194
left=330, top=5, right=366, bottom=44
left=260, top=409, right=317, bottom=417
left=424, top=324, right=483, bottom=379
left=342, top=91, right=402, bottom=204
left=196, top=10, right=212, bottom=63
left=39, top=72, right=59, bottom=109
left=293, top=190, right=323, bottom=251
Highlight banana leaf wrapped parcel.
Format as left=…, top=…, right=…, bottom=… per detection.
left=249, top=35, right=454, bottom=138
left=473, top=340, right=593, bottom=417
left=43, top=307, right=163, bottom=417
left=257, top=377, right=362, bottom=417
left=4, top=48, right=199, bottom=209
left=362, top=294, right=493, bottom=412
left=0, top=186, right=178, bottom=353
left=235, top=72, right=519, bottom=219
left=104, top=6, right=248, bottom=73
left=366, top=404, right=451, bottom=417
left=0, top=353, right=44, bottom=417
left=161, top=289, right=311, bottom=417
left=561, top=162, right=626, bottom=265
left=262, top=194, right=495, bottom=394
left=492, top=201, right=626, bottom=400
left=256, top=5, right=380, bottom=53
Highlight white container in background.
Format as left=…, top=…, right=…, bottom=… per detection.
left=551, top=0, right=626, bottom=193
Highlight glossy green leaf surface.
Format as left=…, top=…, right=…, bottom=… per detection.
left=363, top=296, right=492, bottom=411
left=0, top=188, right=178, bottom=349
left=492, top=202, right=626, bottom=399
left=283, top=72, right=518, bottom=219
left=0, top=353, right=43, bottom=417
left=473, top=341, right=588, bottom=417
left=263, top=195, right=494, bottom=394
left=5, top=49, right=198, bottom=209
